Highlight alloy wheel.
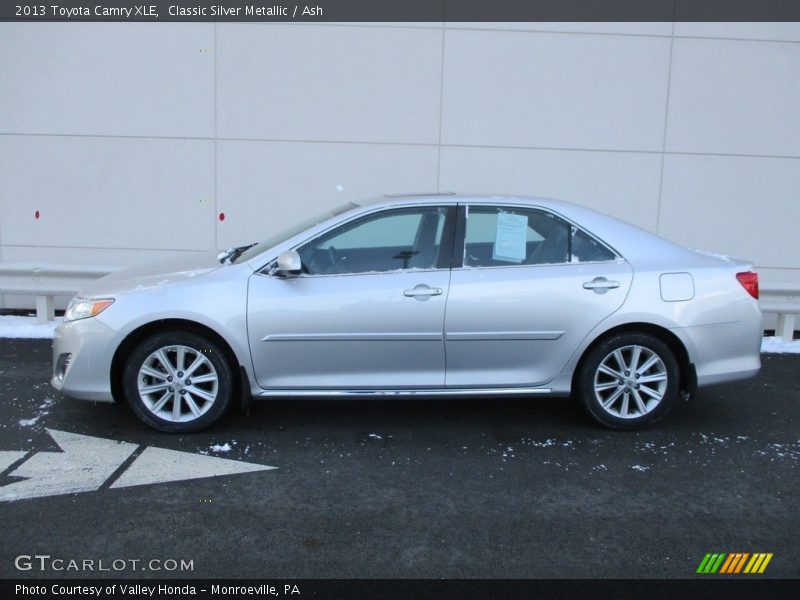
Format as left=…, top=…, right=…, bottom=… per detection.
left=592, top=344, right=668, bottom=419
left=137, top=345, right=219, bottom=422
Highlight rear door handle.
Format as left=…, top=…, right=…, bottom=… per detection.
left=404, top=285, right=443, bottom=299
left=583, top=277, right=620, bottom=294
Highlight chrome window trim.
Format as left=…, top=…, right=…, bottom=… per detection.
left=452, top=258, right=627, bottom=273
left=256, top=266, right=452, bottom=280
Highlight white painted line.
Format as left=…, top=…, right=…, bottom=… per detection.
left=0, top=430, right=277, bottom=502
left=0, top=429, right=137, bottom=502
left=110, top=446, right=276, bottom=489
left=0, top=450, right=27, bottom=472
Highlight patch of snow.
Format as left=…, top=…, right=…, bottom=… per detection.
left=0, top=315, right=62, bottom=339
left=631, top=465, right=650, bottom=472
left=209, top=443, right=232, bottom=452
left=529, top=438, right=557, bottom=448
left=17, top=397, right=55, bottom=428
left=688, top=248, right=734, bottom=262
left=761, top=336, right=800, bottom=354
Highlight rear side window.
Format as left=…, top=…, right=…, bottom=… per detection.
left=463, top=206, right=616, bottom=267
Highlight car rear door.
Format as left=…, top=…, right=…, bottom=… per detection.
left=444, top=204, right=633, bottom=388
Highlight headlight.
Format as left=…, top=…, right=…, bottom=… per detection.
left=64, top=298, right=115, bottom=322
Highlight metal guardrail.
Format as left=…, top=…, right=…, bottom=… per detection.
left=760, top=283, right=800, bottom=343
left=0, top=263, right=121, bottom=323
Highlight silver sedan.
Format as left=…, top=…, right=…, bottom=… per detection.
left=51, top=195, right=762, bottom=432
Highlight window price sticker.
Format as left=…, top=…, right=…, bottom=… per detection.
left=492, top=212, right=528, bottom=263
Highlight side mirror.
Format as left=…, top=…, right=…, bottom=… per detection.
left=275, top=250, right=302, bottom=277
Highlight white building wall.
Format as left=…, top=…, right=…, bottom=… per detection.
left=1, top=21, right=799, bottom=308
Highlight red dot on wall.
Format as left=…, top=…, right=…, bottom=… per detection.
left=34, top=210, right=41, bottom=219
left=218, top=212, right=226, bottom=221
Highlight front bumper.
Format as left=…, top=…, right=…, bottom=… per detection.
left=51, top=317, right=119, bottom=402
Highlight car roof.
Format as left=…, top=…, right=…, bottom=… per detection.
left=364, top=190, right=601, bottom=222
left=361, top=193, right=581, bottom=211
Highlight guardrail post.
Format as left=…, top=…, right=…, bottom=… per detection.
left=36, top=295, right=55, bottom=324
left=775, top=313, right=796, bottom=344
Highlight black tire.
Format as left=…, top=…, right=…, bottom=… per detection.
left=122, top=330, right=234, bottom=433
left=576, top=332, right=680, bottom=430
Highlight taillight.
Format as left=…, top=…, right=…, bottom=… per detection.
left=736, top=271, right=759, bottom=299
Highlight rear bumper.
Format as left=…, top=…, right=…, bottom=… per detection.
left=671, top=308, right=762, bottom=388
left=51, top=317, right=118, bottom=402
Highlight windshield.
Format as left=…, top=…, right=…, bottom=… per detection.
left=233, top=202, right=358, bottom=264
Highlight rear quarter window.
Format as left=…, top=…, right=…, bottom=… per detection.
left=571, top=228, right=617, bottom=263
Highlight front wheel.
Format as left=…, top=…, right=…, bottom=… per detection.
left=577, top=333, right=680, bottom=430
left=122, top=331, right=234, bottom=433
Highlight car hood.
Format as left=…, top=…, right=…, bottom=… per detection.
left=78, top=252, right=227, bottom=297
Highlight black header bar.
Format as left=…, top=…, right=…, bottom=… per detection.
left=3, top=0, right=800, bottom=23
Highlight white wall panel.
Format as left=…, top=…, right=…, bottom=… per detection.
left=659, top=154, right=800, bottom=269
left=674, top=22, right=800, bottom=43
left=447, top=22, right=673, bottom=36
left=0, top=136, right=215, bottom=251
left=439, top=146, right=662, bottom=231
left=441, top=30, right=671, bottom=151
left=217, top=24, right=442, bottom=144
left=216, top=140, right=439, bottom=248
left=316, top=22, right=443, bottom=29
left=666, top=38, right=800, bottom=156
left=2, top=21, right=800, bottom=308
left=0, top=23, right=214, bottom=138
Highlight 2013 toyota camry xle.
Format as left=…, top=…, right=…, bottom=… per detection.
left=51, top=195, right=762, bottom=432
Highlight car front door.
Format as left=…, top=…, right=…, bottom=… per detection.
left=247, top=205, right=456, bottom=389
left=444, top=204, right=633, bottom=388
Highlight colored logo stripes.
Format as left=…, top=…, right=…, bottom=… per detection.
left=696, top=552, right=773, bottom=574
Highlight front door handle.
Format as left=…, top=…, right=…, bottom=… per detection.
left=404, top=285, right=443, bottom=299
left=583, top=277, right=620, bottom=294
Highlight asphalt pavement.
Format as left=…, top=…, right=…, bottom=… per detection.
left=0, top=339, right=797, bottom=579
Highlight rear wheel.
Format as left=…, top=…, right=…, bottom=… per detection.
left=122, top=331, right=234, bottom=433
left=577, top=332, right=679, bottom=430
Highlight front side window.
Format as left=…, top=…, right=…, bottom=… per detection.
left=463, top=206, right=616, bottom=267
left=298, top=207, right=449, bottom=275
